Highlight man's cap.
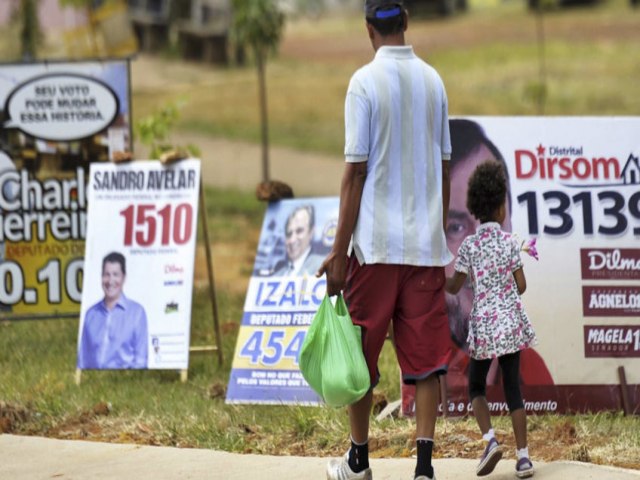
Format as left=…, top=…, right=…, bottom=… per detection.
left=365, top=0, right=404, bottom=19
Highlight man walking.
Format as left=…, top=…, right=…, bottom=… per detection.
left=317, top=2, right=452, bottom=479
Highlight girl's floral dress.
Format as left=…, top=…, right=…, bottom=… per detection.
left=454, top=222, right=537, bottom=360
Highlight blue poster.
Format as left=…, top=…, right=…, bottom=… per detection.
left=226, top=197, right=339, bottom=405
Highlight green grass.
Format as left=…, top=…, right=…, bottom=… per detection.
left=1, top=0, right=640, bottom=467
left=1, top=187, right=639, bottom=468
left=199, top=187, right=266, bottom=243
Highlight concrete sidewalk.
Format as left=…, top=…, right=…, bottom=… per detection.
left=2, top=434, right=639, bottom=480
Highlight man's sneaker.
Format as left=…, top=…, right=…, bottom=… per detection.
left=515, top=457, right=534, bottom=478
left=326, top=454, right=372, bottom=480
left=476, top=438, right=504, bottom=476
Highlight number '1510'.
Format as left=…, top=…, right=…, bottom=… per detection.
left=119, top=203, right=194, bottom=247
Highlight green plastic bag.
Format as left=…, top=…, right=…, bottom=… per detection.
left=299, top=294, right=370, bottom=407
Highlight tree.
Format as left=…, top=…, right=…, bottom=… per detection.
left=14, top=0, right=42, bottom=60
left=58, top=0, right=91, bottom=6
left=231, top=0, right=285, bottom=183
left=135, top=99, right=201, bottom=161
left=58, top=0, right=99, bottom=54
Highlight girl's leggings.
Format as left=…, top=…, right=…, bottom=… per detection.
left=468, top=350, right=524, bottom=412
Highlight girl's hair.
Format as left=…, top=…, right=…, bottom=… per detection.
left=467, top=161, right=507, bottom=223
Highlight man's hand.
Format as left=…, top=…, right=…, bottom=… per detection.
left=316, top=161, right=366, bottom=297
left=317, top=251, right=347, bottom=297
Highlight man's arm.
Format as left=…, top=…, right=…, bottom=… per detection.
left=317, top=161, right=367, bottom=296
left=445, top=271, right=467, bottom=295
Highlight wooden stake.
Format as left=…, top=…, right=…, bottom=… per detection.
left=618, top=366, right=630, bottom=416
left=198, top=179, right=223, bottom=365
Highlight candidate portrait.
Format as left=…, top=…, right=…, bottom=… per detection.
left=77, top=251, right=149, bottom=369
left=272, top=205, right=325, bottom=277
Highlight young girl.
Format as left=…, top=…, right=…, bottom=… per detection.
left=445, top=161, right=537, bottom=479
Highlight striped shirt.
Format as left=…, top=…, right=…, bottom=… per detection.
left=345, top=45, right=453, bottom=266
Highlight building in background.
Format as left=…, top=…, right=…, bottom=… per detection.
left=176, top=0, right=231, bottom=64
left=0, top=0, right=137, bottom=60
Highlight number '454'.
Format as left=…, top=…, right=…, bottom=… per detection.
left=240, top=330, right=306, bottom=366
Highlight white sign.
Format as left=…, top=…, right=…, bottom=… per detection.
left=4, top=73, right=119, bottom=141
left=404, top=116, right=640, bottom=416
left=77, top=160, right=201, bottom=370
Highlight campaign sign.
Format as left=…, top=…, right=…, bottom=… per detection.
left=401, top=116, right=640, bottom=416
left=5, top=73, right=119, bottom=142
left=0, top=60, right=131, bottom=319
left=226, top=198, right=339, bottom=404
left=77, top=160, right=200, bottom=370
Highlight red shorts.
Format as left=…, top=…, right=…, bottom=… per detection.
left=344, top=255, right=450, bottom=386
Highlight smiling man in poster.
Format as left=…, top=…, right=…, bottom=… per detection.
left=77, top=251, right=148, bottom=369
left=273, top=205, right=326, bottom=277
left=226, top=197, right=339, bottom=405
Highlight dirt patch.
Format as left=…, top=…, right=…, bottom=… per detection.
left=0, top=402, right=29, bottom=433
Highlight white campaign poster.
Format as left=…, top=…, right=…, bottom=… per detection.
left=77, top=160, right=200, bottom=370
left=403, top=117, right=640, bottom=416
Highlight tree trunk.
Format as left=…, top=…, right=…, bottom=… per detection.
left=20, top=0, right=40, bottom=60
left=535, top=8, right=547, bottom=115
left=256, top=49, right=270, bottom=182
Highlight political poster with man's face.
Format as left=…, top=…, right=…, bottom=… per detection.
left=77, top=160, right=201, bottom=370
left=0, top=60, right=131, bottom=320
left=404, top=116, right=640, bottom=416
left=226, top=197, right=339, bottom=405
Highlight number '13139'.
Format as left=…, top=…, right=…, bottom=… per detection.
left=517, top=190, right=640, bottom=236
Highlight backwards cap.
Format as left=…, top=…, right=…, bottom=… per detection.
left=364, top=0, right=404, bottom=19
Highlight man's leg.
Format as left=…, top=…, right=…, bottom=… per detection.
left=414, top=374, right=439, bottom=479
left=393, top=266, right=449, bottom=480
left=326, top=388, right=373, bottom=479
left=349, top=389, right=373, bottom=443
left=327, top=260, right=397, bottom=480
left=415, top=374, right=439, bottom=438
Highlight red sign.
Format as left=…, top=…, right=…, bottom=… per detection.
left=582, top=286, right=640, bottom=316
left=584, top=325, right=640, bottom=358
left=580, top=248, right=640, bottom=280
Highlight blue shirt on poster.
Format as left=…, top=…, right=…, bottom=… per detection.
left=77, top=294, right=149, bottom=369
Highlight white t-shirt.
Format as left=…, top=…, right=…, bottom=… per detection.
left=344, top=45, right=453, bottom=266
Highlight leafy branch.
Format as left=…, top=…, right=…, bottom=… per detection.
left=135, top=100, right=201, bottom=161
